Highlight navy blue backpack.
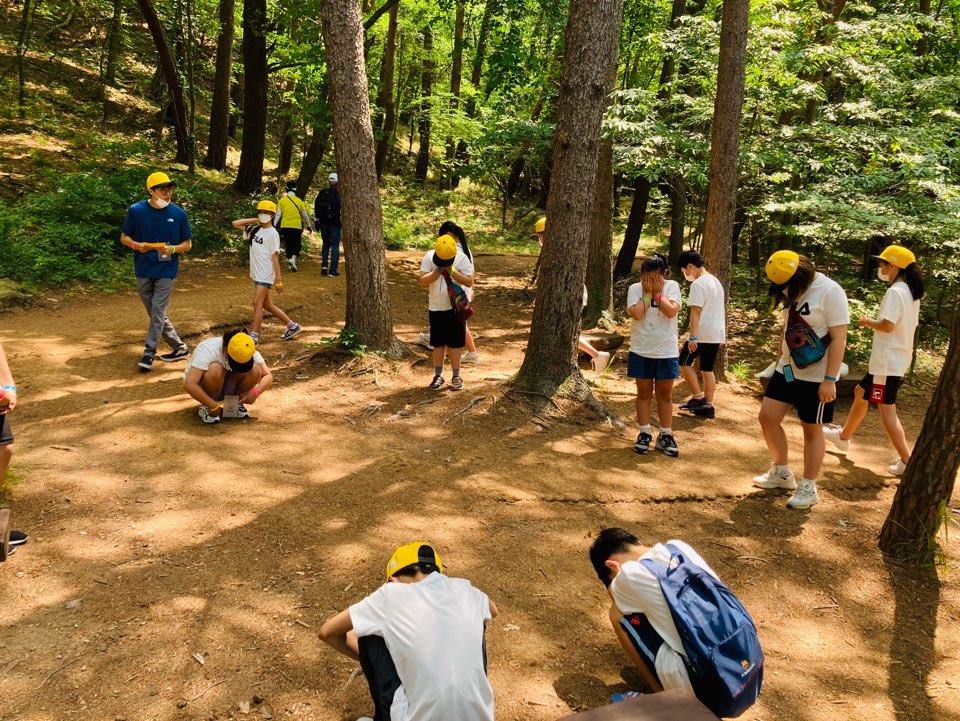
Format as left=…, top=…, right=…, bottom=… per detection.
left=640, top=543, right=764, bottom=718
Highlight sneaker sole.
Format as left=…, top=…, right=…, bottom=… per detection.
left=787, top=496, right=820, bottom=509
left=752, top=478, right=798, bottom=490
left=658, top=448, right=680, bottom=457
left=282, top=328, right=304, bottom=341
left=138, top=365, right=152, bottom=372
left=156, top=354, right=189, bottom=363
left=633, top=446, right=650, bottom=455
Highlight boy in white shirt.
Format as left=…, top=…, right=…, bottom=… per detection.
left=823, top=245, right=924, bottom=476
left=676, top=250, right=726, bottom=419
left=231, top=201, right=303, bottom=344
left=319, top=542, right=497, bottom=721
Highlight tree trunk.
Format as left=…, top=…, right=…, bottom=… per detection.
left=104, top=0, right=124, bottom=86
left=228, top=73, right=242, bottom=138
left=583, top=36, right=621, bottom=329
left=278, top=124, right=294, bottom=178
left=452, top=0, right=496, bottom=186
left=513, top=0, right=623, bottom=399
left=321, top=0, right=404, bottom=356
left=374, top=0, right=399, bottom=179
left=137, top=0, right=190, bottom=164
left=233, top=0, right=269, bottom=194
left=614, top=176, right=652, bottom=284
left=203, top=0, right=235, bottom=170
left=443, top=0, right=465, bottom=187
left=668, top=176, right=686, bottom=266
left=414, top=26, right=434, bottom=180
left=185, top=0, right=197, bottom=173
left=16, top=0, right=35, bottom=119
left=879, top=308, right=960, bottom=562
left=295, top=125, right=330, bottom=199
left=700, top=0, right=749, bottom=382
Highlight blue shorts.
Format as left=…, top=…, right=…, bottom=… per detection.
left=254, top=281, right=273, bottom=288
left=628, top=353, right=679, bottom=380
left=620, top=613, right=666, bottom=683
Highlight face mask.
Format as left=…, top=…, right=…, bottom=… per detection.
left=258, top=214, right=272, bottom=224
left=153, top=198, right=170, bottom=209
left=684, top=272, right=695, bottom=283
left=877, top=268, right=889, bottom=282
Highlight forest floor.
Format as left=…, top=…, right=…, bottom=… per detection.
left=0, top=250, right=958, bottom=721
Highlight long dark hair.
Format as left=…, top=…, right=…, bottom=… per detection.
left=439, top=220, right=471, bottom=261
left=768, top=255, right=816, bottom=309
left=889, top=262, right=925, bottom=301
left=640, top=252, right=669, bottom=277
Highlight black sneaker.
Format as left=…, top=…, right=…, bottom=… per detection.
left=9, top=530, right=28, bottom=547
left=157, top=345, right=189, bottom=362
left=679, top=396, right=708, bottom=411
left=329, top=271, right=341, bottom=277
left=429, top=375, right=445, bottom=391
left=634, top=432, right=653, bottom=455
left=691, top=404, right=716, bottom=419
left=656, top=433, right=680, bottom=457
left=237, top=403, right=250, bottom=418
left=138, top=354, right=154, bottom=373
left=321, top=266, right=328, bottom=276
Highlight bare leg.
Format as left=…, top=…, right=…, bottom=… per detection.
left=635, top=379, right=653, bottom=426
left=654, top=379, right=674, bottom=429
left=197, top=362, right=227, bottom=403
left=801, top=421, right=826, bottom=480
left=839, top=385, right=869, bottom=440
left=679, top=365, right=702, bottom=396
left=758, top=397, right=791, bottom=465
left=263, top=294, right=293, bottom=327
left=432, top=347, right=446, bottom=371
left=465, top=325, right=476, bottom=354
left=251, top=286, right=268, bottom=334
left=235, top=366, right=263, bottom=394
left=608, top=604, right=663, bottom=693
left=878, top=404, right=911, bottom=462
left=702, top=371, right=716, bottom=404
left=0, top=443, right=13, bottom=488
left=577, top=337, right=599, bottom=360
left=448, top=347, right=463, bottom=370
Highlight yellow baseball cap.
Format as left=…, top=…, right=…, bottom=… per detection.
left=433, top=233, right=458, bottom=267
left=257, top=200, right=277, bottom=214
left=535, top=217, right=546, bottom=234
left=873, top=244, right=916, bottom=269
left=146, top=171, right=175, bottom=191
left=386, top=542, right=443, bottom=579
left=765, top=250, right=800, bottom=285
left=226, top=332, right=256, bottom=373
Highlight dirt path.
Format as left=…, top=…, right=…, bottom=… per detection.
left=1, top=252, right=958, bottom=721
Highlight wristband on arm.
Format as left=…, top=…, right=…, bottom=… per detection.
left=824, top=375, right=838, bottom=382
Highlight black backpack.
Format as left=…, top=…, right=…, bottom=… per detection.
left=314, top=190, right=337, bottom=224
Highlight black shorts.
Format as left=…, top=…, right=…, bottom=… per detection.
left=764, top=370, right=834, bottom=425
left=428, top=309, right=466, bottom=349
left=620, top=613, right=666, bottom=684
left=859, top=374, right=902, bottom=405
left=678, top=341, right=721, bottom=373
left=279, top=227, right=303, bottom=258
left=0, top=414, right=12, bottom=445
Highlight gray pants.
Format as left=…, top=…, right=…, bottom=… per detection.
left=136, top=277, right=183, bottom=357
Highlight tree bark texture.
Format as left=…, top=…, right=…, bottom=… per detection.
left=203, top=0, right=235, bottom=170
left=104, top=0, right=124, bottom=86
left=513, top=0, right=623, bottom=398
left=321, top=0, right=404, bottom=356
left=701, top=0, right=749, bottom=381
left=414, top=26, right=434, bottom=180
left=668, top=176, right=686, bottom=267
left=233, top=0, right=269, bottom=194
left=614, top=176, right=652, bottom=283
left=879, top=309, right=960, bottom=562
left=138, top=0, right=190, bottom=164
left=374, top=0, right=399, bottom=179
left=295, top=125, right=330, bottom=199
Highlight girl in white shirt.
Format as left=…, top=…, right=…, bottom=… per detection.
left=823, top=245, right=924, bottom=476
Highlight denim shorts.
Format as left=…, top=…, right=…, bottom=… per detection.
left=254, top=281, right=273, bottom=288
left=627, top=353, right=680, bottom=380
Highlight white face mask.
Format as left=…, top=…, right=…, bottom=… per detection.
left=153, top=198, right=170, bottom=209
left=258, top=214, right=273, bottom=224
left=684, top=272, right=695, bottom=283
left=877, top=267, right=889, bottom=282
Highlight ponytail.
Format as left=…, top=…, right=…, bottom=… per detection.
left=438, top=220, right=471, bottom=262
left=893, top=262, right=925, bottom=301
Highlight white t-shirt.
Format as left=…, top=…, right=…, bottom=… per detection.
left=350, top=573, right=494, bottom=721
left=249, top=226, right=281, bottom=284
left=420, top=250, right=475, bottom=312
left=687, top=273, right=726, bottom=344
left=627, top=279, right=682, bottom=359
left=610, top=540, right=719, bottom=694
left=187, top=337, right=265, bottom=373
left=869, top=281, right=919, bottom=377
left=776, top=273, right=850, bottom=383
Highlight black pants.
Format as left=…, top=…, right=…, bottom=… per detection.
left=357, top=633, right=489, bottom=721
left=279, top=228, right=302, bottom=259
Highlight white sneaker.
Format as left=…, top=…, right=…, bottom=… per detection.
left=822, top=424, right=850, bottom=452
left=787, top=479, right=820, bottom=509
left=752, top=466, right=797, bottom=490
left=593, top=351, right=611, bottom=371
left=888, top=457, right=907, bottom=476
left=289, top=255, right=298, bottom=272
left=461, top=351, right=480, bottom=364
left=356, top=717, right=374, bottom=721
left=416, top=332, right=434, bottom=350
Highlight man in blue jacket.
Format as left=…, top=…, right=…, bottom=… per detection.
left=120, top=172, right=193, bottom=373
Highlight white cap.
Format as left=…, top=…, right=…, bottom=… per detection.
left=328, top=173, right=338, bottom=184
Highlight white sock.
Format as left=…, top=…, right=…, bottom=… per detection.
left=800, top=477, right=817, bottom=487
left=775, top=464, right=791, bottom=476
left=660, top=427, right=672, bottom=435
left=639, top=424, right=652, bottom=434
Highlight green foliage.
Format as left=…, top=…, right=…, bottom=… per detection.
left=729, top=361, right=752, bottom=382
